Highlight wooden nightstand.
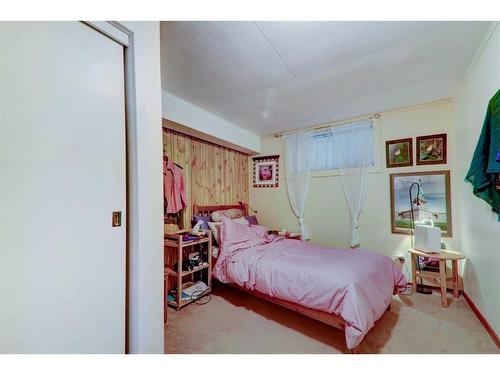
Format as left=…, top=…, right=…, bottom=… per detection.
left=409, top=248, right=466, bottom=308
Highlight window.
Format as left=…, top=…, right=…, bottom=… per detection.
left=310, top=120, right=374, bottom=171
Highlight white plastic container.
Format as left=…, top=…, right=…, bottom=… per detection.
left=414, top=224, right=442, bottom=253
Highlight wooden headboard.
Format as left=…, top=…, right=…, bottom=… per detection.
left=193, top=203, right=248, bottom=217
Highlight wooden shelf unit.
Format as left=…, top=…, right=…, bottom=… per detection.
left=167, top=287, right=212, bottom=309
left=164, top=229, right=212, bottom=312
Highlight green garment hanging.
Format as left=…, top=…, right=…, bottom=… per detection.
left=465, top=89, right=500, bottom=213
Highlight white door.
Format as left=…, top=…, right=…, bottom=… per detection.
left=0, top=22, right=126, bottom=353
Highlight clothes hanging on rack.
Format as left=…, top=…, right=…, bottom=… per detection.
left=465, top=89, right=500, bottom=215
left=163, top=157, right=187, bottom=215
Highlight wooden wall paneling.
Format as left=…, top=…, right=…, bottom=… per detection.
left=204, top=141, right=210, bottom=204
left=212, top=142, right=222, bottom=205
left=241, top=152, right=249, bottom=199
left=221, top=148, right=226, bottom=204
left=201, top=144, right=207, bottom=204
left=227, top=149, right=236, bottom=203
left=190, top=140, right=201, bottom=207
left=202, top=141, right=209, bottom=203
left=180, top=134, right=192, bottom=230
left=239, top=153, right=246, bottom=199
left=163, top=128, right=249, bottom=233
left=233, top=152, right=239, bottom=201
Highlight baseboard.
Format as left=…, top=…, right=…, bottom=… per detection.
left=462, top=292, right=500, bottom=349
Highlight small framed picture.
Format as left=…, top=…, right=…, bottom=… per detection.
left=416, top=133, right=447, bottom=165
left=386, top=138, right=413, bottom=168
left=253, top=155, right=279, bottom=188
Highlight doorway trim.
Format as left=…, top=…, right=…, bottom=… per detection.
left=84, top=21, right=130, bottom=46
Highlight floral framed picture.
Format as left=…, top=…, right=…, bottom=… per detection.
left=385, top=138, right=413, bottom=168
left=253, top=155, right=279, bottom=188
left=389, top=170, right=452, bottom=237
left=416, top=133, right=447, bottom=165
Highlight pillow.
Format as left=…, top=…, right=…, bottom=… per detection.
left=220, top=216, right=267, bottom=248
left=207, top=221, right=222, bottom=245
left=208, top=217, right=249, bottom=245
left=210, top=208, right=243, bottom=222
left=244, top=215, right=259, bottom=225
left=192, top=215, right=210, bottom=230
left=232, top=217, right=249, bottom=226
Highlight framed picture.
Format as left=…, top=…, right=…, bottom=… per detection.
left=253, top=155, right=279, bottom=188
left=385, top=138, right=413, bottom=168
left=390, top=170, right=452, bottom=237
left=416, top=133, right=447, bottom=165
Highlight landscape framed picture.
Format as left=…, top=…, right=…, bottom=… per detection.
left=385, top=138, right=413, bottom=168
left=416, top=133, right=447, bottom=165
left=253, top=155, right=279, bottom=188
left=390, top=170, right=452, bottom=237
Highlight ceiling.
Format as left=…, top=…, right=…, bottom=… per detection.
left=160, top=21, right=490, bottom=135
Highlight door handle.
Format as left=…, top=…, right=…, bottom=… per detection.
left=112, top=211, right=122, bottom=227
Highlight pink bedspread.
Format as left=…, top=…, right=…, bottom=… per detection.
left=214, top=237, right=406, bottom=349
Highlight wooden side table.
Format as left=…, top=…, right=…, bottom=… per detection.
left=409, top=248, right=466, bottom=308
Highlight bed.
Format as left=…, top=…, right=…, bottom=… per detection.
left=193, top=204, right=406, bottom=353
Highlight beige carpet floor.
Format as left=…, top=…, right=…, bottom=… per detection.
left=165, top=283, right=498, bottom=354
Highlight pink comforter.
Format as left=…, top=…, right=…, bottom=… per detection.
left=214, top=236, right=406, bottom=349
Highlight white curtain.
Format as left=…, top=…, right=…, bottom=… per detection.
left=332, top=121, right=373, bottom=248
left=282, top=132, right=313, bottom=240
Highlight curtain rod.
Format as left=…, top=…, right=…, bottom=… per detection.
left=273, top=113, right=380, bottom=138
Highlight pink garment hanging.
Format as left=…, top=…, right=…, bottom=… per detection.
left=163, top=158, right=187, bottom=214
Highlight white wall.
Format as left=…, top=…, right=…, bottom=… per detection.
left=250, top=101, right=459, bottom=263
left=162, top=91, right=261, bottom=154
left=122, top=21, right=165, bottom=354
left=454, top=23, right=500, bottom=334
